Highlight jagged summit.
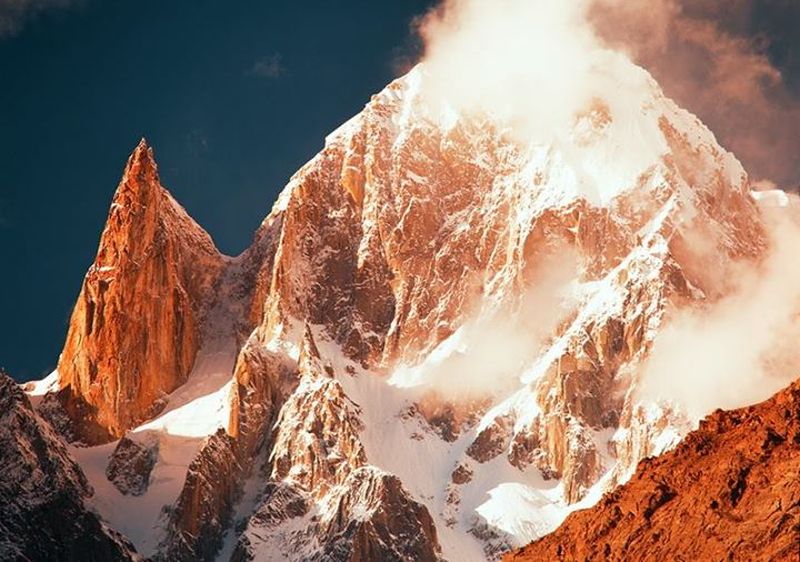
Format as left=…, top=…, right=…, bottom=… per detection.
left=49, top=140, right=227, bottom=443
left=12, top=55, right=795, bottom=562
left=124, top=137, right=159, bottom=183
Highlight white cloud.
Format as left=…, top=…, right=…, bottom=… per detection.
left=639, top=211, right=800, bottom=420
left=248, top=53, right=284, bottom=79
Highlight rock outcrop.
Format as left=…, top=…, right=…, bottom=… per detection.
left=318, top=467, right=442, bottom=562
left=105, top=435, right=158, bottom=496
left=230, top=329, right=443, bottom=560
left=158, top=429, right=240, bottom=562
left=505, top=378, right=800, bottom=562
left=0, top=371, right=138, bottom=562
left=268, top=328, right=367, bottom=499
left=227, top=338, right=298, bottom=463
left=54, top=139, right=225, bottom=443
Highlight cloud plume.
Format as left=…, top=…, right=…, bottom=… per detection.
left=416, top=0, right=604, bottom=142
left=590, top=0, right=800, bottom=188
left=416, top=0, right=800, bottom=187
left=390, top=247, right=581, bottom=400
left=639, top=208, right=800, bottom=420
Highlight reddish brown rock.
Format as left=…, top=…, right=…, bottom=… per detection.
left=55, top=139, right=225, bottom=443
left=244, top=70, right=769, bottom=517
left=158, top=429, right=240, bottom=562
left=227, top=338, right=298, bottom=463
left=505, top=379, right=800, bottom=562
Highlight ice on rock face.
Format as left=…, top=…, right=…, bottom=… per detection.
left=229, top=56, right=766, bottom=559
left=19, top=53, right=772, bottom=562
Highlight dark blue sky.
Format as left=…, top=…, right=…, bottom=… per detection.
left=0, top=0, right=433, bottom=381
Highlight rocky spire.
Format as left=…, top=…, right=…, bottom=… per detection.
left=124, top=138, right=159, bottom=184
left=52, top=140, right=226, bottom=444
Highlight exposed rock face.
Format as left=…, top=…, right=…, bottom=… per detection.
left=255, top=65, right=763, bottom=375
left=230, top=329, right=443, bottom=560
left=227, top=338, right=298, bottom=463
left=318, top=467, right=442, bottom=562
left=224, top=61, right=770, bottom=556
left=14, top=54, right=793, bottom=560
left=55, top=139, right=225, bottom=443
left=0, top=372, right=137, bottom=562
left=229, top=482, right=311, bottom=562
left=505, top=379, right=800, bottom=562
left=269, top=328, right=367, bottom=499
left=158, top=429, right=240, bottom=562
left=232, top=468, right=442, bottom=562
left=105, top=435, right=158, bottom=496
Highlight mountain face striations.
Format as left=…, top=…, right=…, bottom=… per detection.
left=4, top=53, right=798, bottom=562
left=51, top=139, right=226, bottom=444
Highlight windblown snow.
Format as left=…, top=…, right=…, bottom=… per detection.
left=20, top=50, right=793, bottom=562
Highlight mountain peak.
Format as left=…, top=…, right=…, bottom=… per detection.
left=50, top=141, right=226, bottom=443
left=122, top=137, right=159, bottom=188
left=18, top=48, right=788, bottom=560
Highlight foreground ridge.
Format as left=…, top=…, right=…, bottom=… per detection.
left=0, top=371, right=138, bottom=561
left=505, top=378, right=800, bottom=562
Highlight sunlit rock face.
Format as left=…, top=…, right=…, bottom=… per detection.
left=228, top=58, right=768, bottom=556
left=227, top=338, right=297, bottom=464
left=254, top=63, right=764, bottom=372
left=21, top=54, right=779, bottom=561
left=54, top=139, right=226, bottom=443
left=228, top=328, right=443, bottom=561
left=505, top=379, right=800, bottom=562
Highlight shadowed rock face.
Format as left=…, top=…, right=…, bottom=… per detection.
left=0, top=372, right=138, bottom=562
left=55, top=139, right=225, bottom=443
left=105, top=435, right=158, bottom=496
left=318, top=467, right=442, bottom=562
left=505, top=379, right=800, bottom=562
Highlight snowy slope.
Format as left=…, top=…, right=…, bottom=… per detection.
left=17, top=49, right=783, bottom=562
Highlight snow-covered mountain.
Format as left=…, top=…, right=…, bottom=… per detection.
left=3, top=51, right=791, bottom=561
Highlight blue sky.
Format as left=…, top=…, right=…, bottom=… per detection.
left=0, top=0, right=433, bottom=380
